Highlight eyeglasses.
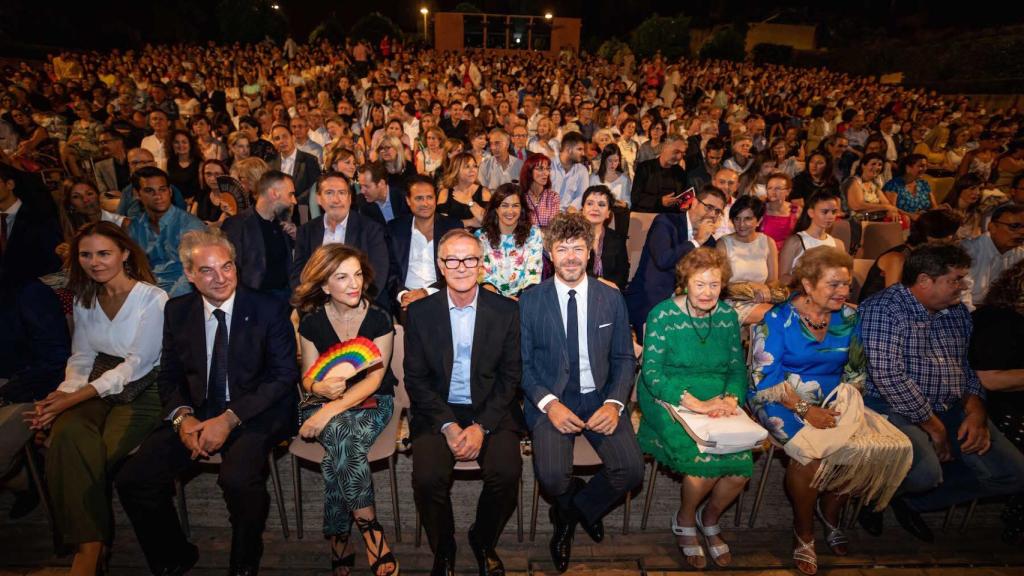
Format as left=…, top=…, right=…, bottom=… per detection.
left=440, top=256, right=480, bottom=270
left=992, top=220, right=1024, bottom=232
left=697, top=198, right=724, bottom=216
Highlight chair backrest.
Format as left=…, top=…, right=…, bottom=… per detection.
left=860, top=222, right=904, bottom=260
left=573, top=435, right=603, bottom=467
left=627, top=212, right=658, bottom=281
left=831, top=219, right=852, bottom=252
left=850, top=258, right=874, bottom=304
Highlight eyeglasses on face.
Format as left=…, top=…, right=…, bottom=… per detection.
left=697, top=198, right=724, bottom=216
left=440, top=256, right=481, bottom=270
left=992, top=220, right=1024, bottom=232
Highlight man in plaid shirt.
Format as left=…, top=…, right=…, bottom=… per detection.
left=861, top=244, right=1024, bottom=541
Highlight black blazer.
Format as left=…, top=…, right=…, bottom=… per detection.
left=403, top=288, right=524, bottom=438
left=159, top=286, right=298, bottom=422
left=0, top=201, right=62, bottom=285
left=290, top=212, right=391, bottom=302
left=386, top=214, right=464, bottom=301
left=356, top=184, right=412, bottom=227
left=587, top=226, right=629, bottom=291
left=200, top=89, right=228, bottom=115
left=221, top=209, right=293, bottom=292
left=270, top=149, right=321, bottom=202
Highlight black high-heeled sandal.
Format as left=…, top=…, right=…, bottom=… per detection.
left=331, top=535, right=355, bottom=576
left=355, top=517, right=399, bottom=576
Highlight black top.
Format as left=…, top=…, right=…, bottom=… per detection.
left=437, top=184, right=487, bottom=222
left=791, top=171, right=839, bottom=204
left=298, top=304, right=397, bottom=396
left=859, top=243, right=908, bottom=303
left=631, top=157, right=688, bottom=213
left=167, top=159, right=201, bottom=200
left=256, top=213, right=289, bottom=290
left=194, top=191, right=224, bottom=223
left=970, top=306, right=1024, bottom=418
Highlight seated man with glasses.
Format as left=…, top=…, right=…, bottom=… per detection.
left=624, top=185, right=727, bottom=336
left=404, top=229, right=524, bottom=576
left=960, top=203, right=1024, bottom=310
left=860, top=244, right=1024, bottom=541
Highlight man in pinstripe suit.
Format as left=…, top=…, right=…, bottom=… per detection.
left=519, top=212, right=644, bottom=573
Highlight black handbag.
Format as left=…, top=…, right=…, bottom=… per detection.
left=88, top=352, right=158, bottom=405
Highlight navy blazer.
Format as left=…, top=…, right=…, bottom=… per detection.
left=270, top=149, right=321, bottom=203
left=0, top=201, right=62, bottom=285
left=221, top=208, right=293, bottom=292
left=519, top=277, right=636, bottom=429
left=159, top=286, right=298, bottom=422
left=386, top=214, right=463, bottom=302
left=403, top=288, right=524, bottom=438
left=290, top=212, right=391, bottom=302
left=356, top=185, right=412, bottom=227
left=624, top=212, right=714, bottom=332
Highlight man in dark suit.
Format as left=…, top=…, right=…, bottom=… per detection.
left=269, top=123, right=320, bottom=224
left=199, top=76, right=228, bottom=116
left=221, top=170, right=297, bottom=301
left=630, top=135, right=689, bottom=214
left=624, top=185, right=727, bottom=335
left=404, top=229, right=523, bottom=576
left=0, top=164, right=62, bottom=284
left=356, top=161, right=411, bottom=227
left=290, top=171, right=391, bottom=304
left=519, top=211, right=644, bottom=573
left=116, top=228, right=298, bottom=576
left=387, top=175, right=463, bottom=318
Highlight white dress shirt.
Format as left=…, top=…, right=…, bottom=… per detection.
left=402, top=221, right=437, bottom=293
left=202, top=291, right=236, bottom=401
left=537, top=276, right=624, bottom=413
left=322, top=213, right=349, bottom=246
left=280, top=148, right=298, bottom=176
left=59, top=282, right=168, bottom=397
left=1, top=198, right=22, bottom=236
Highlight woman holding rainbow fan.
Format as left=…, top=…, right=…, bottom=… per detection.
left=291, top=243, right=400, bottom=576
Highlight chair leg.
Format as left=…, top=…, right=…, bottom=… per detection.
left=269, top=453, right=289, bottom=539
left=517, top=476, right=524, bottom=543
left=943, top=504, right=957, bottom=531
left=291, top=455, right=303, bottom=540
left=959, top=499, right=978, bottom=533
left=623, top=489, right=632, bottom=535
left=734, top=489, right=744, bottom=528
left=175, top=479, right=190, bottom=541
left=641, top=459, right=659, bottom=531
left=389, top=454, right=402, bottom=543
left=748, top=444, right=775, bottom=529
left=23, top=444, right=61, bottom=554
left=529, top=481, right=540, bottom=542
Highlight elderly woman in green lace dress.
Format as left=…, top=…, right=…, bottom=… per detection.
left=637, top=247, right=751, bottom=570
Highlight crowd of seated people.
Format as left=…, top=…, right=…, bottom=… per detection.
left=2, top=35, right=1024, bottom=576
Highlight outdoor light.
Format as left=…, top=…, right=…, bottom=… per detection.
left=271, top=3, right=280, bottom=9
left=544, top=12, right=553, bottom=19
left=420, top=7, right=429, bottom=15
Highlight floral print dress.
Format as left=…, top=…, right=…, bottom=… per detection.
left=747, top=298, right=865, bottom=444
left=475, top=226, right=544, bottom=297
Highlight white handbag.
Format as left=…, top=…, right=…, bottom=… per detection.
left=657, top=398, right=768, bottom=455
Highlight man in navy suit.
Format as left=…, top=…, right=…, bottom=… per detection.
left=624, top=185, right=727, bottom=335
left=116, top=229, right=298, bottom=576
left=356, top=162, right=411, bottom=227
left=387, top=175, right=463, bottom=319
left=519, top=212, right=644, bottom=573
left=290, top=171, right=391, bottom=304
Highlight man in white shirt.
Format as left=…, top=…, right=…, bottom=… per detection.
left=711, top=167, right=739, bottom=239
left=551, top=132, right=591, bottom=210
left=961, top=204, right=1024, bottom=310
left=140, top=109, right=169, bottom=170
left=478, top=128, right=523, bottom=190
left=519, top=212, right=643, bottom=572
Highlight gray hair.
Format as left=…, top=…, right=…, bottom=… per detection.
left=179, top=228, right=236, bottom=272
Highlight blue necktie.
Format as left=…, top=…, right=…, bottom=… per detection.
left=206, top=309, right=229, bottom=418
left=564, top=290, right=581, bottom=410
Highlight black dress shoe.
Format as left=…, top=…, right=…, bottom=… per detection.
left=431, top=545, right=457, bottom=576
left=891, top=498, right=934, bottom=543
left=158, top=543, right=199, bottom=576
left=468, top=524, right=506, bottom=576
left=857, top=507, right=884, bottom=536
left=549, top=505, right=576, bottom=573
left=577, top=512, right=604, bottom=544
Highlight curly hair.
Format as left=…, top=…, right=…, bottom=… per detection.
left=674, top=247, right=732, bottom=296
left=982, top=259, right=1024, bottom=315
left=543, top=211, right=593, bottom=253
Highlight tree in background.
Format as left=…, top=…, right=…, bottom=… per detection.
left=699, top=24, right=747, bottom=61
left=216, top=0, right=288, bottom=44
left=629, top=13, right=692, bottom=60
left=349, top=12, right=403, bottom=44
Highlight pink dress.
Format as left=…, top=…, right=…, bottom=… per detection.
left=760, top=204, right=800, bottom=251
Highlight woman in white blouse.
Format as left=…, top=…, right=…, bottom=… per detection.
left=26, top=221, right=167, bottom=576
left=590, top=143, right=633, bottom=235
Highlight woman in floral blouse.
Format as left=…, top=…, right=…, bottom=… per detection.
left=476, top=183, right=543, bottom=298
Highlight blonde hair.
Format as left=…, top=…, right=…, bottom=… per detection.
left=440, top=152, right=478, bottom=190
left=230, top=157, right=268, bottom=192
left=674, top=247, right=732, bottom=296
left=791, top=246, right=853, bottom=291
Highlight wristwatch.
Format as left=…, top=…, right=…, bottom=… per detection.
left=794, top=400, right=810, bottom=418
left=467, top=200, right=476, bottom=207
left=172, top=409, right=193, bottom=433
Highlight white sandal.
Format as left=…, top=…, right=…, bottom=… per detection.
left=793, top=530, right=818, bottom=575
left=671, top=509, right=706, bottom=569
left=696, top=502, right=731, bottom=567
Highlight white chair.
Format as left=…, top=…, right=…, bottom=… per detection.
left=288, top=324, right=410, bottom=542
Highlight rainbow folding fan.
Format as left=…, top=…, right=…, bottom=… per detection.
left=303, top=336, right=383, bottom=383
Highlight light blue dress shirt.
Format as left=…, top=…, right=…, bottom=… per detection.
left=127, top=205, right=204, bottom=297
left=446, top=288, right=478, bottom=406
